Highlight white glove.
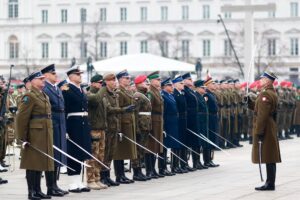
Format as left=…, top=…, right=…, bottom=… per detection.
left=22, top=141, right=29, bottom=149
left=66, top=133, right=70, bottom=139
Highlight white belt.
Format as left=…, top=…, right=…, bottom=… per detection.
left=67, top=112, right=88, bottom=118
left=138, top=112, right=151, bottom=116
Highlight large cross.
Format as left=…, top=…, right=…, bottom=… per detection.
left=221, top=0, right=276, bottom=82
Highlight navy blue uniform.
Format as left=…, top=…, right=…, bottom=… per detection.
left=162, top=90, right=180, bottom=149
left=43, top=81, right=67, bottom=166
left=62, top=83, right=91, bottom=175
left=184, top=86, right=200, bottom=147
left=195, top=92, right=209, bottom=148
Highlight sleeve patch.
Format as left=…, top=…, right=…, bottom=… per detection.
left=21, top=96, right=30, bottom=104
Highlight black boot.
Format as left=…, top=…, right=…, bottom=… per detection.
left=138, top=167, right=150, bottom=180
left=158, top=151, right=174, bottom=176
left=120, top=160, right=134, bottom=183
left=133, top=168, right=147, bottom=181
left=53, top=168, right=68, bottom=195
left=45, top=171, right=64, bottom=197
left=35, top=171, right=51, bottom=199
left=100, top=171, right=110, bottom=186
left=114, top=160, right=131, bottom=184
left=255, top=163, right=276, bottom=191
left=151, top=155, right=163, bottom=178
left=181, top=149, right=195, bottom=172
left=145, top=154, right=156, bottom=179
left=106, top=170, right=120, bottom=186
left=27, top=170, right=41, bottom=200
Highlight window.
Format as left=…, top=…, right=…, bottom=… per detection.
left=100, top=41, right=107, bottom=58
left=41, top=42, right=49, bottom=58
left=8, top=0, right=18, bottom=19
left=224, top=40, right=232, bottom=56
left=203, top=39, right=211, bottom=57
left=120, top=7, right=127, bottom=22
left=268, top=11, right=276, bottom=18
left=140, top=40, right=148, bottom=53
left=61, top=42, right=68, bottom=58
left=267, top=38, right=276, bottom=56
left=203, top=5, right=210, bottom=19
left=100, top=8, right=107, bottom=22
left=291, top=38, right=299, bottom=56
left=140, top=7, right=147, bottom=21
left=160, top=40, right=169, bottom=57
left=80, top=8, right=87, bottom=22
left=182, top=5, right=189, bottom=20
left=182, top=40, right=189, bottom=58
left=61, top=9, right=68, bottom=23
left=224, top=12, right=231, bottom=19
left=120, top=41, right=127, bottom=55
left=42, top=10, right=48, bottom=24
left=9, top=35, right=19, bottom=59
left=83, top=42, right=88, bottom=58
left=161, top=6, right=168, bottom=21
left=291, top=2, right=298, bottom=17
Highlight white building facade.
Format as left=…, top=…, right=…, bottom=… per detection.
left=0, top=0, right=299, bottom=81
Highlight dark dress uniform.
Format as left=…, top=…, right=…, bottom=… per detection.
left=63, top=83, right=91, bottom=175
left=203, top=82, right=219, bottom=167
left=16, top=72, right=54, bottom=199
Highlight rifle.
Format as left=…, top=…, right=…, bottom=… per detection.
left=0, top=65, right=14, bottom=128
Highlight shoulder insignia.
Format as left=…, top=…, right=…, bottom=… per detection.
left=21, top=95, right=30, bottom=104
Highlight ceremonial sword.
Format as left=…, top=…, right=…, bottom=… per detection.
left=118, top=133, right=164, bottom=160
left=164, top=133, right=201, bottom=157
left=67, top=137, right=110, bottom=170
left=18, top=140, right=76, bottom=172
left=187, top=129, right=230, bottom=156
left=208, top=129, right=238, bottom=148
left=149, top=134, right=187, bottom=164
left=53, top=145, right=91, bottom=168
left=258, top=141, right=264, bottom=182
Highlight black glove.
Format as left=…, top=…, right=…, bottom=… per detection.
left=257, top=134, right=264, bottom=142
left=124, top=105, right=136, bottom=112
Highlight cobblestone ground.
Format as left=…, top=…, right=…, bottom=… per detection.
left=1, top=137, right=300, bottom=200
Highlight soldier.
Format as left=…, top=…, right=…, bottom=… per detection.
left=0, top=83, right=8, bottom=184
left=277, top=82, right=288, bottom=140
left=219, top=80, right=229, bottom=148
left=62, top=66, right=91, bottom=193
left=161, top=78, right=178, bottom=176
left=203, top=78, right=219, bottom=167
left=147, top=71, right=164, bottom=178
left=16, top=71, right=54, bottom=199
left=85, top=74, right=109, bottom=190
left=16, top=84, right=26, bottom=108
left=172, top=76, right=193, bottom=172
left=41, top=64, right=68, bottom=196
left=248, top=71, right=281, bottom=191
left=182, top=73, right=200, bottom=170
left=115, top=70, right=137, bottom=184
left=233, top=79, right=243, bottom=147
left=132, top=75, right=152, bottom=181
left=194, top=80, right=209, bottom=169
left=100, top=73, right=134, bottom=186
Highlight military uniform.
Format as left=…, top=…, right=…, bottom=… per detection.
left=132, top=75, right=152, bottom=181
left=16, top=72, right=54, bottom=199
left=249, top=72, right=281, bottom=191
left=293, top=88, right=300, bottom=137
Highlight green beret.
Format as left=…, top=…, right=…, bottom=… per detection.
left=90, top=74, right=103, bottom=83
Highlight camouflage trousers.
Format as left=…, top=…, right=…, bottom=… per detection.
left=0, top=125, right=8, bottom=162
left=132, top=132, right=148, bottom=168
left=102, top=132, right=117, bottom=172
left=86, top=130, right=105, bottom=183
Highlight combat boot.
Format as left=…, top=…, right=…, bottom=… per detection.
left=106, top=171, right=120, bottom=186
left=114, top=160, right=130, bottom=184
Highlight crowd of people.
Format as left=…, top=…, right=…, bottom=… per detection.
left=0, top=64, right=299, bottom=198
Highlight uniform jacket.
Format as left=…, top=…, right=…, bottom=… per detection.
left=162, top=90, right=180, bottom=149
left=148, top=85, right=163, bottom=153
left=134, top=89, right=152, bottom=133
left=115, top=86, right=137, bottom=160
left=16, top=87, right=54, bottom=171
left=173, top=89, right=187, bottom=146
